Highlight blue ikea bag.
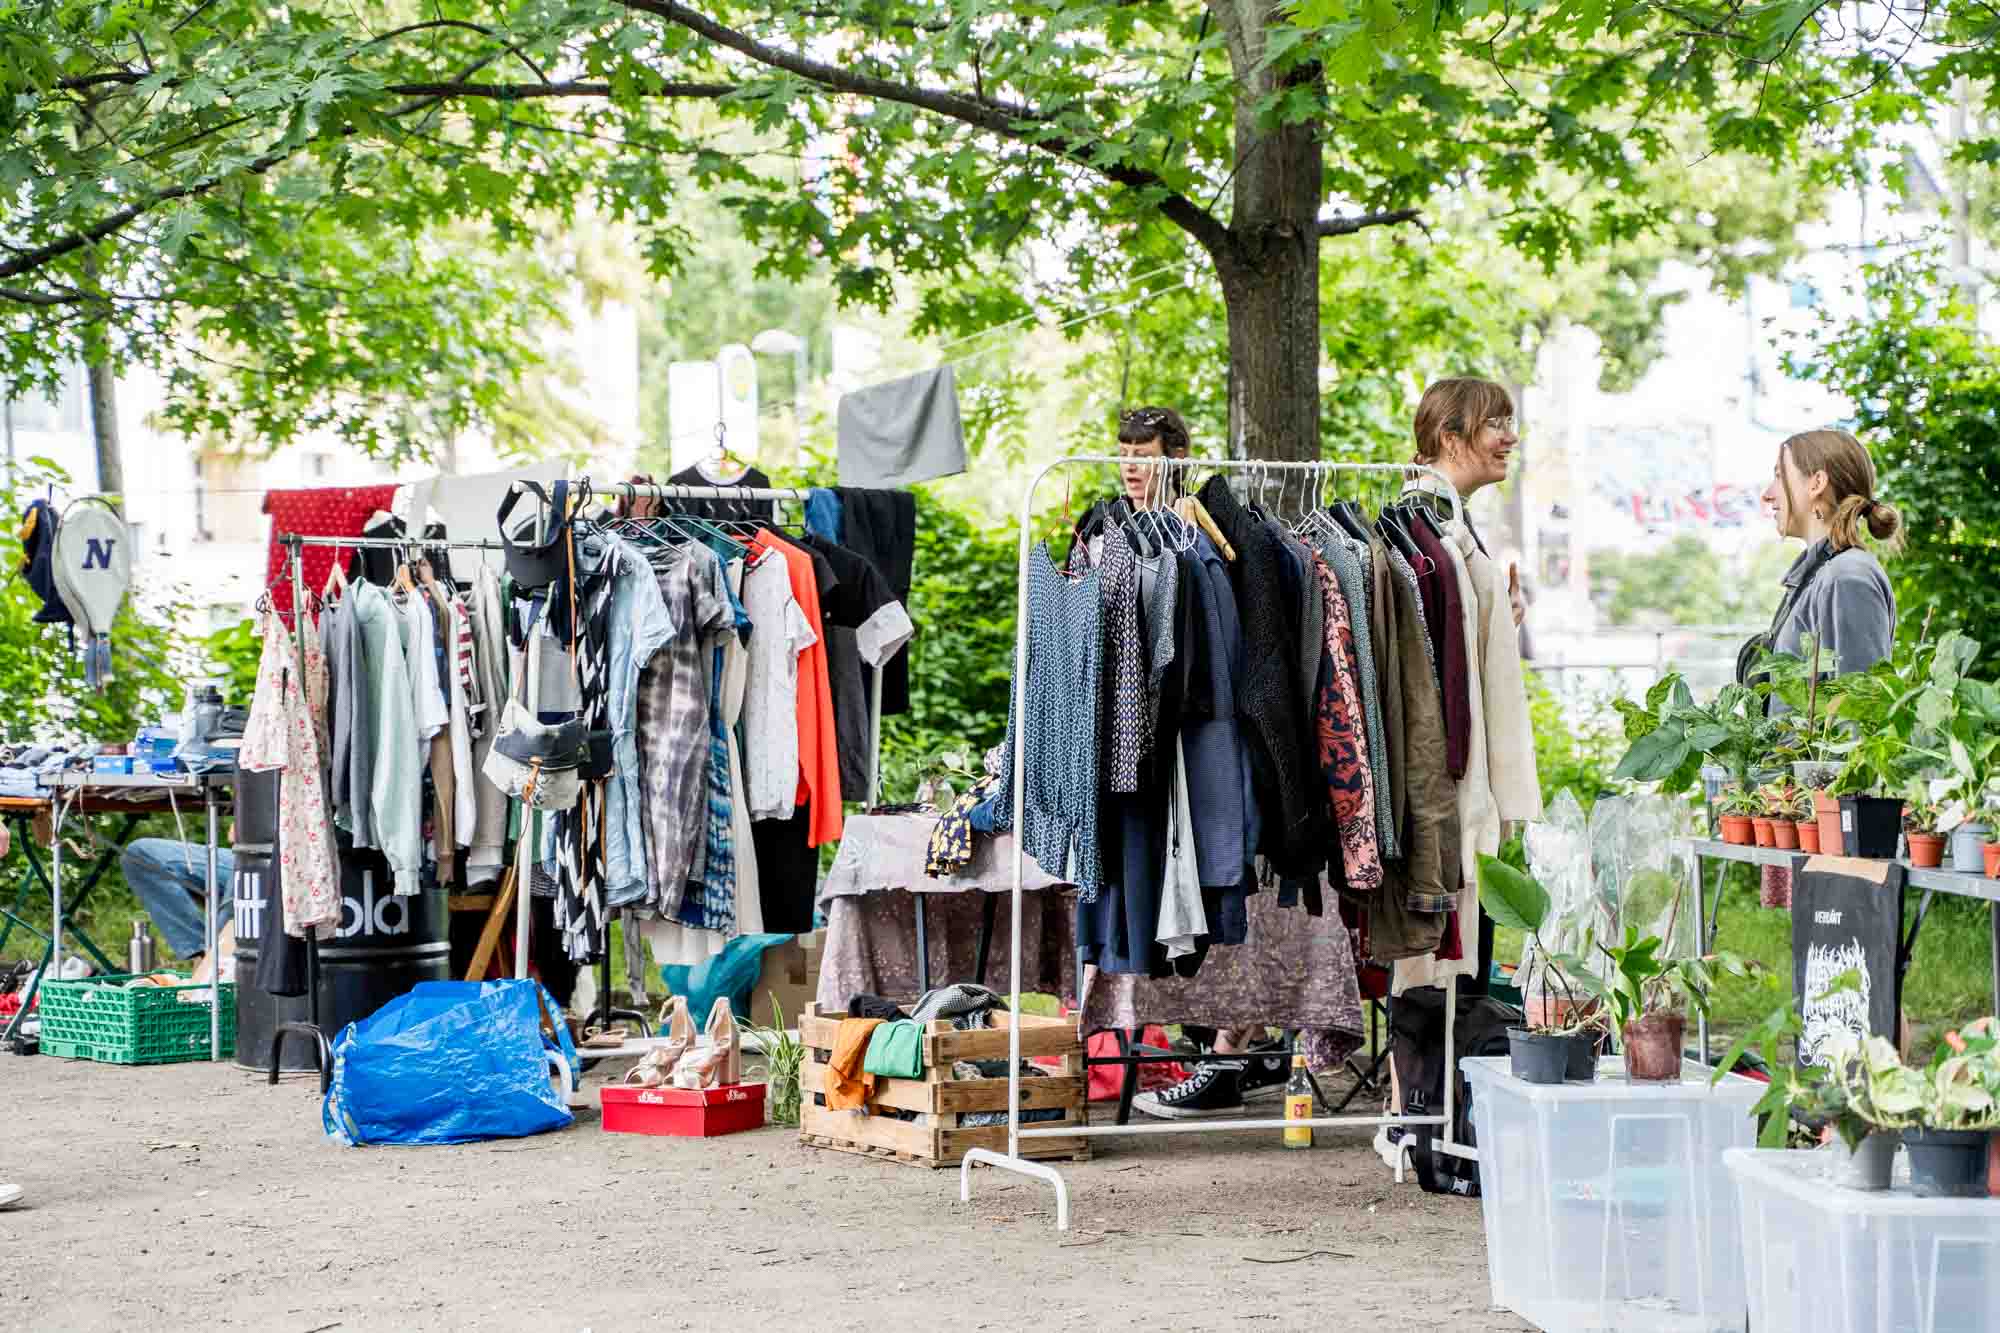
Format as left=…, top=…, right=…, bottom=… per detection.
left=322, top=979, right=581, bottom=1146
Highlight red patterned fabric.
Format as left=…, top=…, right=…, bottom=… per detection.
left=262, top=485, right=399, bottom=617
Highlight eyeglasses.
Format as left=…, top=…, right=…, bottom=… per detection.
left=1482, top=415, right=1518, bottom=435
left=1121, top=408, right=1171, bottom=427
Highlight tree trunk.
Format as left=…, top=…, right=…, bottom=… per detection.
left=85, top=354, right=123, bottom=507
left=1212, top=0, right=1323, bottom=464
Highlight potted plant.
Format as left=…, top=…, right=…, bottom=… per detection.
left=1715, top=788, right=1761, bottom=846
left=1478, top=855, right=1601, bottom=1085
left=1560, top=928, right=1737, bottom=1083
left=1828, top=730, right=1910, bottom=858
left=1905, top=798, right=1947, bottom=868
left=1847, top=1023, right=2000, bottom=1198
left=1985, top=813, right=2000, bottom=880
left=1715, top=969, right=1893, bottom=1187
left=1762, top=783, right=1803, bottom=850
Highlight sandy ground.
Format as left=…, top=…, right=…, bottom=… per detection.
left=1, top=1053, right=1522, bottom=1332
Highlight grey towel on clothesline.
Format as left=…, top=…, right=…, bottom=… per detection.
left=836, top=366, right=968, bottom=487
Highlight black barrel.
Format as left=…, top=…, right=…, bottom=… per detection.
left=234, top=783, right=451, bottom=1070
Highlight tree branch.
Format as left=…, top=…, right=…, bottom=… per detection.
left=619, top=0, right=1234, bottom=258
left=1317, top=208, right=1424, bottom=237
left=383, top=78, right=737, bottom=100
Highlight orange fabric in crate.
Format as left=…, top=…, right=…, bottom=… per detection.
left=825, top=1017, right=885, bottom=1110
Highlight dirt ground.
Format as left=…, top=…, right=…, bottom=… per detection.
left=2, top=1053, right=1521, bottom=1332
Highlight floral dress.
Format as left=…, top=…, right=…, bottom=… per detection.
left=239, top=610, right=341, bottom=938
left=1312, top=554, right=1383, bottom=897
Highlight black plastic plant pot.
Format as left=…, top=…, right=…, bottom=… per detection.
left=1902, top=1128, right=1990, bottom=1199
left=1839, top=795, right=1905, bottom=858
left=1566, top=1032, right=1601, bottom=1083
left=1507, top=1028, right=1571, bottom=1085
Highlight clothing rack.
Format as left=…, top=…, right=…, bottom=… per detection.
left=531, top=481, right=892, bottom=1024
left=960, top=455, right=1475, bottom=1231
left=273, top=530, right=517, bottom=1087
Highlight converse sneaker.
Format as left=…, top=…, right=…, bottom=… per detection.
left=1237, top=1049, right=1291, bottom=1103
left=1132, top=1060, right=1246, bottom=1119
left=1373, top=1124, right=1409, bottom=1171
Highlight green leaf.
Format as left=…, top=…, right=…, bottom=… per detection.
left=1614, top=727, right=1691, bottom=782
left=1477, top=853, right=1551, bottom=933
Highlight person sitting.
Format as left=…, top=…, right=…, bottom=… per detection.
left=121, top=837, right=236, bottom=965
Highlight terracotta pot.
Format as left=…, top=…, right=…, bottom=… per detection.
left=1798, top=820, right=1823, bottom=853
left=1814, top=791, right=1845, bottom=854
left=1771, top=818, right=1799, bottom=850
left=1752, top=816, right=1776, bottom=848
left=1719, top=814, right=1754, bottom=845
left=1985, top=842, right=2000, bottom=880
left=1908, top=832, right=1947, bottom=868
left=1621, top=1013, right=1687, bottom=1082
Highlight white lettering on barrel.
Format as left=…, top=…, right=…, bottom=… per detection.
left=234, top=869, right=265, bottom=942
left=337, top=868, right=410, bottom=940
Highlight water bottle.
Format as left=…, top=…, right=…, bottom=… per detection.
left=128, top=920, right=156, bottom=976
left=193, top=686, right=223, bottom=744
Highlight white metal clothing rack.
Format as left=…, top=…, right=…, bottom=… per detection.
left=503, top=479, right=891, bottom=978
left=960, top=454, right=1479, bottom=1231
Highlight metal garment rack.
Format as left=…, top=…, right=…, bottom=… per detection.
left=513, top=480, right=892, bottom=1016
left=960, top=454, right=1477, bottom=1231
left=275, top=530, right=509, bottom=1086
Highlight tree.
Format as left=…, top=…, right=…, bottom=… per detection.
left=1784, top=255, right=2000, bottom=650
left=1, top=1, right=1875, bottom=470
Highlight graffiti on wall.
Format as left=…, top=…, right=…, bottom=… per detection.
left=1584, top=424, right=1763, bottom=531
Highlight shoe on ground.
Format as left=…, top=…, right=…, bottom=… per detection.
left=0, top=1184, right=22, bottom=1209
left=1237, top=1049, right=1291, bottom=1103
left=1133, top=1060, right=1246, bottom=1119
left=1373, top=1124, right=1408, bottom=1171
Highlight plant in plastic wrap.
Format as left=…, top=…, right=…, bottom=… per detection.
left=1522, top=790, right=1615, bottom=998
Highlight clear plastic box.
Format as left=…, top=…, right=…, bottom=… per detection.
left=1463, top=1055, right=1762, bottom=1332
left=1726, top=1147, right=2000, bottom=1332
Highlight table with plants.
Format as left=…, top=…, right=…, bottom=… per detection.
left=1615, top=629, right=2000, bottom=1040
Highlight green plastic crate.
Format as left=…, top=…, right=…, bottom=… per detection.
left=37, top=972, right=235, bottom=1064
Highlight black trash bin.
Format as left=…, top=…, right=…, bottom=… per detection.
left=233, top=780, right=451, bottom=1072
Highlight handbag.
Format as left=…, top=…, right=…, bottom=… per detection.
left=495, top=480, right=575, bottom=592
left=481, top=632, right=586, bottom=811
left=862, top=1019, right=924, bottom=1080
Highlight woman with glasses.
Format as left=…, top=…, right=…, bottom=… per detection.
left=1406, top=377, right=1526, bottom=629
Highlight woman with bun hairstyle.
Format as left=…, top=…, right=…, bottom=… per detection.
left=1754, top=428, right=1905, bottom=678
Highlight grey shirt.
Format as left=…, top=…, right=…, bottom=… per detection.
left=1772, top=540, right=1896, bottom=677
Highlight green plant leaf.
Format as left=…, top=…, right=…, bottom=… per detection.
left=1477, top=853, right=1550, bottom=932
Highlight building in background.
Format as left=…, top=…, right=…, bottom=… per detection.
left=4, top=297, right=640, bottom=634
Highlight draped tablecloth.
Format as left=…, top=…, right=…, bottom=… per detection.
left=815, top=815, right=1363, bottom=1067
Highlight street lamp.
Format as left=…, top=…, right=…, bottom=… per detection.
left=750, top=328, right=808, bottom=459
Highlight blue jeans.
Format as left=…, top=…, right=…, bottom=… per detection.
left=121, top=838, right=236, bottom=959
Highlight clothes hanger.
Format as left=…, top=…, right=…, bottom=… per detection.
left=1173, top=475, right=1234, bottom=560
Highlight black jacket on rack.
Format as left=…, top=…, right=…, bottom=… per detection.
left=1196, top=477, right=1329, bottom=878
left=834, top=487, right=916, bottom=715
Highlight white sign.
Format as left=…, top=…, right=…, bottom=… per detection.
left=717, top=342, right=758, bottom=458
left=668, top=360, right=720, bottom=473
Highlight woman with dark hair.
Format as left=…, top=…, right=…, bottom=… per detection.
left=1115, top=406, right=1192, bottom=510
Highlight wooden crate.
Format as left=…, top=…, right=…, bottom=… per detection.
left=797, top=1002, right=1091, bottom=1169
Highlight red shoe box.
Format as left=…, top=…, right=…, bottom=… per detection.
left=599, top=1082, right=766, bottom=1137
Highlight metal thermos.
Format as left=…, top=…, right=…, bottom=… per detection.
left=128, top=920, right=156, bottom=976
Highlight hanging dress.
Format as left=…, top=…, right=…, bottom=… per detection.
left=239, top=610, right=341, bottom=939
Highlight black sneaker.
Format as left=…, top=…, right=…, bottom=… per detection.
left=1132, top=1061, right=1246, bottom=1119
left=1238, top=1049, right=1291, bottom=1103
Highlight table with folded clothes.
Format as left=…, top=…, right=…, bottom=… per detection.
left=816, top=812, right=1368, bottom=1076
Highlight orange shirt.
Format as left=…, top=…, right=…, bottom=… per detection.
left=751, top=531, right=843, bottom=847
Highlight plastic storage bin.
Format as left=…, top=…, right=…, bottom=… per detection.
left=38, top=972, right=235, bottom=1064
left=1463, top=1055, right=1762, bottom=1332
left=1727, top=1147, right=2000, bottom=1332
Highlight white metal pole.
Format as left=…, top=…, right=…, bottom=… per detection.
left=206, top=788, right=219, bottom=1060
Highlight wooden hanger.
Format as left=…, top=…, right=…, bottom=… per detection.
left=321, top=556, right=348, bottom=602
left=1172, top=494, right=1234, bottom=561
